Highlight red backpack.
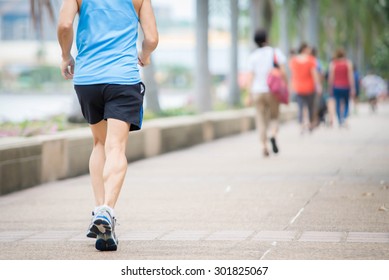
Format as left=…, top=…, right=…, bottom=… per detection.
left=267, top=49, right=289, bottom=104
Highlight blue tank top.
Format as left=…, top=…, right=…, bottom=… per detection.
left=74, top=0, right=140, bottom=85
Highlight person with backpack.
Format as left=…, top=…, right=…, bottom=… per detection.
left=246, top=29, right=287, bottom=157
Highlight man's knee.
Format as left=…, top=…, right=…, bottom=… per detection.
left=105, top=139, right=127, bottom=155
left=93, top=137, right=105, bottom=147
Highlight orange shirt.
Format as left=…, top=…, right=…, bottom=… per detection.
left=289, top=55, right=317, bottom=95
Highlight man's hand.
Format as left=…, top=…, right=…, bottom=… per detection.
left=138, top=51, right=151, bottom=67
left=61, top=56, right=75, bottom=80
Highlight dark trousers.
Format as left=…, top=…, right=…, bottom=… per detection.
left=333, top=87, right=350, bottom=125
left=296, top=93, right=315, bottom=124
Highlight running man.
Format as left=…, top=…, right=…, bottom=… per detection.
left=57, top=0, right=158, bottom=251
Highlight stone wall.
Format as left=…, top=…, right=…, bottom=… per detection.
left=0, top=107, right=296, bottom=195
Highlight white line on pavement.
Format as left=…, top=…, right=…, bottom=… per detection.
left=289, top=207, right=305, bottom=225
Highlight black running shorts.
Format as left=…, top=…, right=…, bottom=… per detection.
left=74, top=82, right=145, bottom=131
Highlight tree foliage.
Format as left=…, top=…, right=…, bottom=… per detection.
left=372, top=31, right=389, bottom=78
left=279, top=0, right=388, bottom=76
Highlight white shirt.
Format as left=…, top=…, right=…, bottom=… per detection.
left=361, top=74, right=387, bottom=98
left=248, top=46, right=287, bottom=95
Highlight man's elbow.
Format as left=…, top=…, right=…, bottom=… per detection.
left=57, top=21, right=73, bottom=33
left=145, top=33, right=159, bottom=49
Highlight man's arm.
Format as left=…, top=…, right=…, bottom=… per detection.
left=57, top=0, right=78, bottom=79
left=245, top=72, right=254, bottom=106
left=138, top=0, right=159, bottom=67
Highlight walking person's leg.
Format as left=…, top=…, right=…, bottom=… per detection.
left=301, top=96, right=310, bottom=132
left=312, top=93, right=319, bottom=128
left=306, top=94, right=315, bottom=131
left=333, top=89, right=342, bottom=126
left=254, top=94, right=270, bottom=157
left=353, top=91, right=359, bottom=115
left=369, top=97, right=378, bottom=112
left=296, top=95, right=305, bottom=133
left=268, top=93, right=280, bottom=153
left=343, top=90, right=350, bottom=125
left=327, top=97, right=335, bottom=127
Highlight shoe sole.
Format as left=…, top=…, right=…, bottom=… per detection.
left=86, top=229, right=97, bottom=238
left=93, top=217, right=118, bottom=251
left=95, top=233, right=118, bottom=251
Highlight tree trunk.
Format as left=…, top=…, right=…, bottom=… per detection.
left=262, top=0, right=273, bottom=32
left=195, top=0, right=211, bottom=112
left=249, top=0, right=272, bottom=42
left=138, top=29, right=161, bottom=114
left=228, top=0, right=240, bottom=107
left=249, top=0, right=261, bottom=50
left=143, top=56, right=161, bottom=113
left=356, top=24, right=364, bottom=74
left=278, top=0, right=289, bottom=56
left=307, top=0, right=319, bottom=48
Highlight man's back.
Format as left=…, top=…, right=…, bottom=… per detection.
left=74, top=0, right=140, bottom=85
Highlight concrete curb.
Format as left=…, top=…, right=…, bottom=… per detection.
left=0, top=106, right=296, bottom=195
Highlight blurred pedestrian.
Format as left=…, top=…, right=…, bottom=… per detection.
left=246, top=29, right=287, bottom=157
left=352, top=64, right=361, bottom=114
left=310, top=47, right=326, bottom=127
left=289, top=43, right=322, bottom=133
left=57, top=0, right=158, bottom=251
left=328, top=48, right=355, bottom=128
left=322, top=65, right=336, bottom=127
left=361, top=72, right=388, bottom=113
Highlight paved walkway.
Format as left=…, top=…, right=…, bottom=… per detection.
left=0, top=103, right=388, bottom=260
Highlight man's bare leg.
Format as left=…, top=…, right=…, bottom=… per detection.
left=89, top=120, right=107, bottom=207
left=88, top=119, right=128, bottom=250
left=103, top=118, right=130, bottom=209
